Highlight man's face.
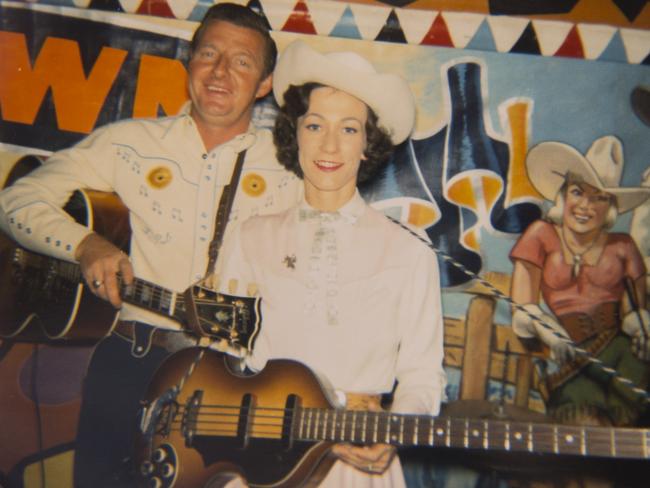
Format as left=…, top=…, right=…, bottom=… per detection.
left=188, top=20, right=272, bottom=134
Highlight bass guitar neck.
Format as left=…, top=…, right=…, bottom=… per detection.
left=136, top=348, right=650, bottom=488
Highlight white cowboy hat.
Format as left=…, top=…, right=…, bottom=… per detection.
left=273, top=40, right=415, bottom=144
left=526, top=135, right=650, bottom=213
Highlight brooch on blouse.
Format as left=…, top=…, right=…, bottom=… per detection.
left=283, top=254, right=297, bottom=269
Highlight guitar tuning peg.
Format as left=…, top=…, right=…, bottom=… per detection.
left=228, top=279, right=238, bottom=294
left=247, top=283, right=258, bottom=297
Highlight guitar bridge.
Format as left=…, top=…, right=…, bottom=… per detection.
left=182, top=390, right=203, bottom=447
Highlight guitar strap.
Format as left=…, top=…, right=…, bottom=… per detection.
left=183, top=149, right=247, bottom=340
left=204, top=149, right=247, bottom=277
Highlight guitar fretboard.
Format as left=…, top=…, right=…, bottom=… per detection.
left=44, top=255, right=182, bottom=320
left=120, top=278, right=179, bottom=318
left=295, top=408, right=650, bottom=459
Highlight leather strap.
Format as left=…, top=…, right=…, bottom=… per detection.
left=205, top=149, right=247, bottom=276
left=545, top=328, right=618, bottom=392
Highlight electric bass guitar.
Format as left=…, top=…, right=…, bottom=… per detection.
left=0, top=159, right=261, bottom=346
left=135, top=348, right=650, bottom=488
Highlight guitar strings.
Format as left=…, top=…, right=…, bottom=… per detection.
left=152, top=404, right=650, bottom=454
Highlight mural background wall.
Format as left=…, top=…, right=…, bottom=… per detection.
left=1, top=0, right=649, bottom=486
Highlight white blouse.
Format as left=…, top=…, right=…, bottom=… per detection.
left=220, top=191, right=446, bottom=416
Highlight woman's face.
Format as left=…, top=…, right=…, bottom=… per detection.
left=297, top=86, right=368, bottom=209
left=563, top=182, right=612, bottom=234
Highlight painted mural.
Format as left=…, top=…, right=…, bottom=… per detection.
left=1, top=0, right=649, bottom=486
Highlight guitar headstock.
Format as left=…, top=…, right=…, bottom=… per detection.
left=184, top=285, right=262, bottom=354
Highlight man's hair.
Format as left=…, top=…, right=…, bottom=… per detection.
left=273, top=83, right=394, bottom=184
left=190, top=3, right=277, bottom=79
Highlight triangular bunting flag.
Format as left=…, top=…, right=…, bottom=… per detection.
left=554, top=25, right=584, bottom=59
left=486, top=16, right=529, bottom=53
left=577, top=23, right=617, bottom=60
left=375, top=9, right=407, bottom=44
left=643, top=52, right=650, bottom=66
left=136, top=0, right=175, bottom=18
left=394, top=8, right=437, bottom=45
left=330, top=6, right=363, bottom=40
left=72, top=0, right=93, bottom=8
left=348, top=3, right=392, bottom=40
left=466, top=19, right=496, bottom=52
left=421, top=14, right=453, bottom=47
left=613, top=0, right=647, bottom=22
left=620, top=28, right=650, bottom=64
left=598, top=30, right=630, bottom=63
left=167, top=0, right=195, bottom=20
left=510, top=22, right=541, bottom=55
left=442, top=12, right=486, bottom=50
left=281, top=1, right=317, bottom=35
left=247, top=0, right=272, bottom=30
left=102, top=0, right=129, bottom=13
left=259, top=0, right=297, bottom=31
left=532, top=19, right=573, bottom=56
left=307, top=0, right=347, bottom=37
left=187, top=4, right=209, bottom=21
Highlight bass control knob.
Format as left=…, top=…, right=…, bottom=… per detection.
left=148, top=476, right=162, bottom=488
left=161, top=462, right=175, bottom=478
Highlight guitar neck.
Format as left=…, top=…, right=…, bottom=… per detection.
left=52, top=257, right=185, bottom=323
left=119, top=277, right=187, bottom=323
left=294, top=408, right=650, bottom=459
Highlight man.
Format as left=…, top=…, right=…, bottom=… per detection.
left=0, top=4, right=301, bottom=486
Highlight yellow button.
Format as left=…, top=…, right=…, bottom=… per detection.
left=147, top=166, right=172, bottom=189
left=241, top=173, right=266, bottom=197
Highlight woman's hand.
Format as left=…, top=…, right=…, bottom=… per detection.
left=330, top=393, right=397, bottom=475
left=512, top=303, right=575, bottom=364
left=622, top=309, right=650, bottom=361
left=331, top=443, right=396, bottom=475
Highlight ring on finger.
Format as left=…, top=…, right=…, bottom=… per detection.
left=92, top=279, right=103, bottom=289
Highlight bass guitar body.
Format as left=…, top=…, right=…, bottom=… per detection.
left=136, top=348, right=337, bottom=488
left=0, top=157, right=130, bottom=341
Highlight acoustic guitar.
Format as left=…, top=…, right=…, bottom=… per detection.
left=135, top=348, right=650, bottom=488
left=0, top=159, right=261, bottom=347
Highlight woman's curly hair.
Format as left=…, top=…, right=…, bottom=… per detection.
left=273, top=83, right=394, bottom=184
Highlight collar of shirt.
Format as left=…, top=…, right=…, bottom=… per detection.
left=297, top=190, right=365, bottom=225
left=178, top=100, right=259, bottom=155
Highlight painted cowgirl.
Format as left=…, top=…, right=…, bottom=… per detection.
left=510, top=135, right=650, bottom=426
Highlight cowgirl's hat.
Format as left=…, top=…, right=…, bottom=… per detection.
left=273, top=40, right=415, bottom=144
left=526, top=135, right=650, bottom=213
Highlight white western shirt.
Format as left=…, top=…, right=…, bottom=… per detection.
left=0, top=107, right=302, bottom=329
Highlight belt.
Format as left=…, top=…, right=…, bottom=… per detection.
left=558, top=302, right=619, bottom=344
left=545, top=327, right=618, bottom=392
left=113, top=320, right=200, bottom=358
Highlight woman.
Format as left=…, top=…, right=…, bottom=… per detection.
left=219, top=40, right=446, bottom=486
left=510, top=135, right=650, bottom=426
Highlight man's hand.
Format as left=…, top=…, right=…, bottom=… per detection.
left=330, top=443, right=396, bottom=475
left=75, top=233, right=133, bottom=308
